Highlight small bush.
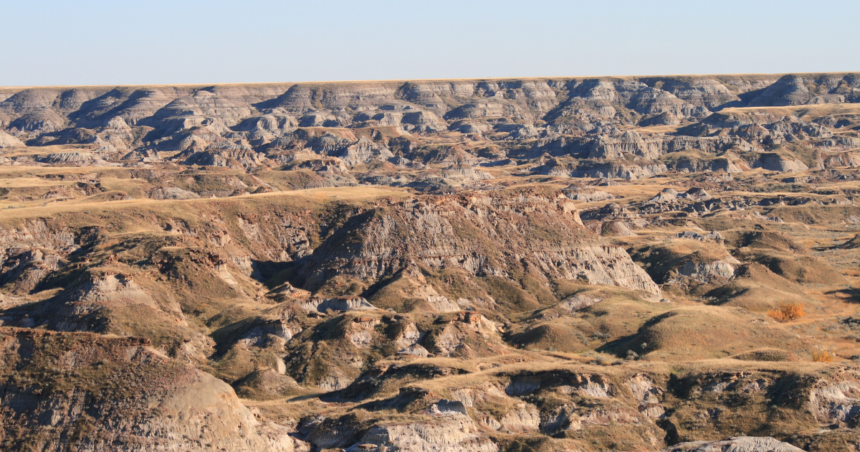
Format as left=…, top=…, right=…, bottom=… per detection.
left=768, top=302, right=806, bottom=322
left=812, top=349, right=835, bottom=363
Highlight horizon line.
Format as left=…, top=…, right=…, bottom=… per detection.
left=1, top=70, right=857, bottom=90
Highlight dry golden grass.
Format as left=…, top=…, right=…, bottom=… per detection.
left=630, top=124, right=681, bottom=135
left=731, top=348, right=799, bottom=362
left=0, top=177, right=79, bottom=188
left=0, top=185, right=409, bottom=222
left=384, top=355, right=837, bottom=397
left=721, top=103, right=860, bottom=121
left=617, top=305, right=811, bottom=361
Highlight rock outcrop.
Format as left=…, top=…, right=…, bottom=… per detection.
left=0, top=328, right=307, bottom=451
left=299, top=191, right=660, bottom=295
left=658, top=437, right=803, bottom=452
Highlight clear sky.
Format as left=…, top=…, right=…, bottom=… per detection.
left=2, top=0, right=859, bottom=86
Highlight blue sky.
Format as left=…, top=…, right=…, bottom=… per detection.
left=2, top=0, right=859, bottom=86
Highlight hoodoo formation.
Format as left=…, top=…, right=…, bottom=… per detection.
left=1, top=73, right=860, bottom=450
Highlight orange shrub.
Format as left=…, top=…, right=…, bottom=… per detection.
left=768, top=302, right=806, bottom=322
left=812, top=349, right=835, bottom=363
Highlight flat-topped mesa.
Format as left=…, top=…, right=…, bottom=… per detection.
left=297, top=189, right=660, bottom=295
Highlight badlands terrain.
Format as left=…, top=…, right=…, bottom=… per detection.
left=1, top=73, right=860, bottom=451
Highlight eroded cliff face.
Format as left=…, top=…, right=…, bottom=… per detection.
left=1, top=73, right=859, bottom=178
left=291, top=365, right=860, bottom=452
left=0, top=328, right=308, bottom=451
left=299, top=191, right=659, bottom=296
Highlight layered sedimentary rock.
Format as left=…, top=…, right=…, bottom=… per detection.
left=1, top=72, right=860, bottom=451
left=299, top=191, right=660, bottom=295
left=0, top=73, right=857, bottom=175
left=0, top=328, right=306, bottom=451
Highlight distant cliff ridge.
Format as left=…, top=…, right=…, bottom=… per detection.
left=0, top=73, right=857, bottom=173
